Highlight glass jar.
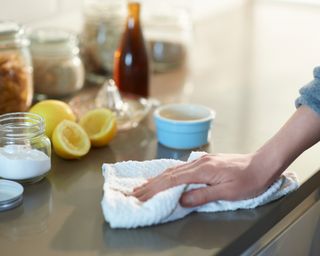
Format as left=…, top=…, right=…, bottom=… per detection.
left=30, top=28, right=85, bottom=98
left=142, top=5, right=193, bottom=73
left=0, top=21, right=33, bottom=114
left=81, top=0, right=126, bottom=83
left=0, top=112, right=51, bottom=184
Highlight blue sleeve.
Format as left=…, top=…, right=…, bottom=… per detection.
left=295, top=66, right=320, bottom=116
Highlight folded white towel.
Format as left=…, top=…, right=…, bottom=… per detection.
left=101, top=152, right=299, bottom=229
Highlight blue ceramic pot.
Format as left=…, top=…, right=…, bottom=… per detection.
left=154, top=104, right=215, bottom=149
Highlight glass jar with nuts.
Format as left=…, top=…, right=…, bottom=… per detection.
left=30, top=28, right=85, bottom=98
left=0, top=21, right=33, bottom=115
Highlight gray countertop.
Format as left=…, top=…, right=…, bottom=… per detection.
left=1, top=1, right=320, bottom=255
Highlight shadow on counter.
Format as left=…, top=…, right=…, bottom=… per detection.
left=0, top=178, right=52, bottom=240
left=101, top=208, right=262, bottom=253
left=48, top=145, right=117, bottom=252
left=156, top=141, right=213, bottom=161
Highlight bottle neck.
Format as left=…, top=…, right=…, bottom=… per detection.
left=127, top=2, right=141, bottom=28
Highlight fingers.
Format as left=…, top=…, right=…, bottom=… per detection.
left=132, top=154, right=217, bottom=202
left=180, top=183, right=236, bottom=207
left=132, top=158, right=210, bottom=200
left=132, top=168, right=195, bottom=201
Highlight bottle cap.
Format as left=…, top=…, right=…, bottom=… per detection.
left=0, top=179, right=23, bottom=212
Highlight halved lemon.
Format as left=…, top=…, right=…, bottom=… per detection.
left=52, top=120, right=91, bottom=159
left=79, top=108, right=117, bottom=147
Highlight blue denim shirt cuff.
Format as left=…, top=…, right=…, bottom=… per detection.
left=295, top=67, right=320, bottom=116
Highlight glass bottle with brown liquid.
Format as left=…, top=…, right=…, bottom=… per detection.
left=113, top=2, right=149, bottom=98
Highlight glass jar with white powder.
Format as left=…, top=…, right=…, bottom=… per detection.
left=0, top=112, right=51, bottom=183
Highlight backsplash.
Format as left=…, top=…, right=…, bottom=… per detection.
left=0, top=0, right=82, bottom=24
left=0, top=0, right=245, bottom=31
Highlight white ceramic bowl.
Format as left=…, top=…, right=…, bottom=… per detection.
left=153, top=103, right=215, bottom=149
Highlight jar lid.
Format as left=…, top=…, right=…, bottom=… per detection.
left=30, top=28, right=79, bottom=56
left=0, top=21, right=29, bottom=48
left=0, top=21, right=21, bottom=35
left=0, top=179, right=24, bottom=212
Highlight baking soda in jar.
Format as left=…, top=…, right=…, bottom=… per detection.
left=0, top=112, right=51, bottom=183
left=0, top=145, right=51, bottom=181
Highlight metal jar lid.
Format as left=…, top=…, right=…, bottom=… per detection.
left=0, top=179, right=23, bottom=212
left=0, top=21, right=29, bottom=48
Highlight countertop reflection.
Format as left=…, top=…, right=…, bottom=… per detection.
left=1, top=1, right=320, bottom=256
left=0, top=179, right=52, bottom=240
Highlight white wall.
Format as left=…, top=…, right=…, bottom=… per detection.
left=3, top=0, right=317, bottom=28
left=0, top=0, right=82, bottom=23
left=0, top=0, right=247, bottom=32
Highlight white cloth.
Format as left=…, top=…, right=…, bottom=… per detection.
left=101, top=152, right=299, bottom=229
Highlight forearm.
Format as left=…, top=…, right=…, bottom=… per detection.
left=256, top=105, right=320, bottom=184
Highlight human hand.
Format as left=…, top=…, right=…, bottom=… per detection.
left=134, top=106, right=320, bottom=207
left=132, top=153, right=275, bottom=207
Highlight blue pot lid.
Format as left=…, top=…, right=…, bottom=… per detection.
left=0, top=179, right=23, bottom=212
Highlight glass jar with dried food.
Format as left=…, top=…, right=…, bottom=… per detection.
left=30, top=28, right=85, bottom=98
left=81, top=0, right=126, bottom=83
left=0, top=21, right=33, bottom=115
left=143, top=5, right=192, bottom=73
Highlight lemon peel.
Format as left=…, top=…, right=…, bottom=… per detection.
left=52, top=120, right=90, bottom=159
left=79, top=108, right=117, bottom=147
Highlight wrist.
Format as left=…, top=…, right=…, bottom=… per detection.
left=252, top=146, right=286, bottom=188
left=252, top=106, right=320, bottom=186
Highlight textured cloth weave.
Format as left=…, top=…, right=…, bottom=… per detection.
left=101, top=152, right=299, bottom=229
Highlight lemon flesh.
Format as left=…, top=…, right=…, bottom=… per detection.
left=29, top=100, right=76, bottom=138
left=52, top=120, right=90, bottom=159
left=79, top=108, right=117, bottom=147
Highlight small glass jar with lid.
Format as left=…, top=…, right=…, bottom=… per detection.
left=0, top=112, right=51, bottom=184
left=30, top=28, right=85, bottom=98
left=0, top=21, right=33, bottom=115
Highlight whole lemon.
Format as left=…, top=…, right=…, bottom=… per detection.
left=29, top=100, right=76, bottom=138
